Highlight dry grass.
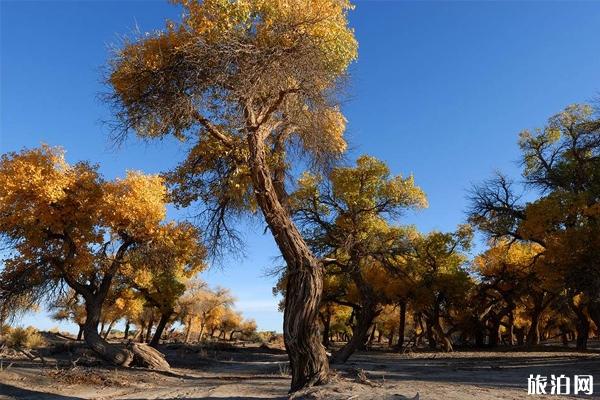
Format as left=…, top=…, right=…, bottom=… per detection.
left=4, top=327, right=45, bottom=350
left=44, top=367, right=130, bottom=387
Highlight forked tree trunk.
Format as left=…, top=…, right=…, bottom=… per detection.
left=150, top=310, right=172, bottom=348
left=527, top=292, right=553, bottom=347
left=247, top=128, right=329, bottom=391
left=82, top=298, right=170, bottom=370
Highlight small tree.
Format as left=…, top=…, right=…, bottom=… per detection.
left=123, top=222, right=207, bottom=347
left=0, top=145, right=170, bottom=367
left=291, top=155, right=427, bottom=362
left=50, top=291, right=87, bottom=340
left=408, top=227, right=473, bottom=352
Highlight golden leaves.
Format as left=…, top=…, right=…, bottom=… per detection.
left=102, top=171, right=167, bottom=239
left=177, top=0, right=358, bottom=74
left=0, top=146, right=195, bottom=308
left=330, top=155, right=427, bottom=213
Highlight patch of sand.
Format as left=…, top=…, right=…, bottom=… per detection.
left=2, top=344, right=599, bottom=399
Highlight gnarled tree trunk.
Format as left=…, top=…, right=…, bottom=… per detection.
left=83, top=298, right=170, bottom=370
left=247, top=128, right=329, bottom=392
left=83, top=300, right=134, bottom=367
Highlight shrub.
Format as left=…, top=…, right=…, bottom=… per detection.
left=5, top=327, right=46, bottom=349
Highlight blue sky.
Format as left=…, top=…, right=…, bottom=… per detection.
left=2, top=1, right=600, bottom=333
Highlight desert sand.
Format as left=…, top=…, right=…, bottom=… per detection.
left=2, top=335, right=600, bottom=399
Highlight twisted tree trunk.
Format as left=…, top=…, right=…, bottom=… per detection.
left=83, top=300, right=134, bottom=367
left=247, top=128, right=329, bottom=392
left=82, top=295, right=169, bottom=369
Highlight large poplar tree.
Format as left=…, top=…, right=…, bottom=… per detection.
left=106, top=0, right=357, bottom=390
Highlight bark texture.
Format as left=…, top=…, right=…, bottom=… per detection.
left=83, top=301, right=134, bottom=367
left=83, top=300, right=170, bottom=370
left=247, top=128, right=329, bottom=392
left=130, top=343, right=170, bottom=370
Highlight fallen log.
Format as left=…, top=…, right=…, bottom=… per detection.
left=129, top=342, right=170, bottom=371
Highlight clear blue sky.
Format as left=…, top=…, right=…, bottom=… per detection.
left=2, top=1, right=600, bottom=333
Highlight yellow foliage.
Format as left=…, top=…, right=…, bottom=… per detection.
left=5, top=326, right=45, bottom=349
left=102, top=171, right=166, bottom=239
left=177, top=0, right=357, bottom=74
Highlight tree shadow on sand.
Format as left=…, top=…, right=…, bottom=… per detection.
left=0, top=383, right=84, bottom=400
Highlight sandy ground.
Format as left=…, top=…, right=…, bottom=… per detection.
left=1, top=340, right=600, bottom=399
